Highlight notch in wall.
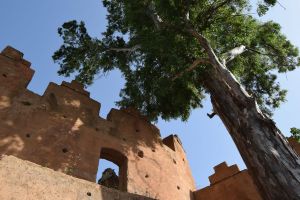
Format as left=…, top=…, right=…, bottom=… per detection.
left=162, top=135, right=177, bottom=151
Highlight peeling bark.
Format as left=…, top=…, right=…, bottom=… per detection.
left=192, top=31, right=300, bottom=199
left=206, top=70, right=300, bottom=199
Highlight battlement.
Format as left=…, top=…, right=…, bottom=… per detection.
left=193, top=143, right=300, bottom=200
left=2, top=46, right=299, bottom=200
left=1, top=46, right=31, bottom=67
left=209, top=162, right=240, bottom=184
left=0, top=46, right=34, bottom=99
left=61, top=80, right=90, bottom=97
left=42, top=81, right=101, bottom=119
left=0, top=46, right=195, bottom=200
left=162, top=134, right=185, bottom=152
left=194, top=163, right=262, bottom=200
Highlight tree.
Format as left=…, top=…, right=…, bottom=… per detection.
left=53, top=0, right=300, bottom=199
left=291, top=128, right=300, bottom=143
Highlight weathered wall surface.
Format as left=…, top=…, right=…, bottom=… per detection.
left=193, top=162, right=262, bottom=200
left=193, top=140, right=300, bottom=200
left=2, top=46, right=300, bottom=200
left=288, top=138, right=300, bottom=155
left=0, top=46, right=195, bottom=200
left=0, top=155, right=153, bottom=200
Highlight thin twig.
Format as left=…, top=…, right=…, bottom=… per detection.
left=277, top=1, right=286, bottom=10
left=107, top=45, right=141, bottom=53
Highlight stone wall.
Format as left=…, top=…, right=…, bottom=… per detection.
left=193, top=162, right=262, bottom=200
left=0, top=155, right=153, bottom=200
left=193, top=139, right=300, bottom=200
left=1, top=46, right=300, bottom=200
left=288, top=138, right=300, bottom=155
left=0, top=46, right=195, bottom=200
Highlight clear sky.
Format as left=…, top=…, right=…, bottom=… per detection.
left=0, top=0, right=299, bottom=189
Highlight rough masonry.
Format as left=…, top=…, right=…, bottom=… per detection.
left=0, top=46, right=195, bottom=199
left=0, top=46, right=299, bottom=200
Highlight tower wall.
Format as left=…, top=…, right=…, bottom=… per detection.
left=193, top=162, right=262, bottom=200
left=0, top=155, right=153, bottom=200
left=0, top=46, right=195, bottom=200
left=193, top=140, right=300, bottom=200
left=2, top=46, right=300, bottom=200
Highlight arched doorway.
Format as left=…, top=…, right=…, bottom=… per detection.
left=96, top=148, right=128, bottom=191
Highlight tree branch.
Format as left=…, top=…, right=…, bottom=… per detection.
left=187, top=28, right=221, bottom=64
left=199, top=0, right=234, bottom=30
left=277, top=1, right=286, bottom=10
left=106, top=45, right=141, bottom=54
left=187, top=27, right=251, bottom=99
left=172, top=58, right=211, bottom=80
left=222, top=45, right=247, bottom=65
left=146, top=3, right=163, bottom=30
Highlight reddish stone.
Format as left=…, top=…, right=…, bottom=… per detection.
left=0, top=46, right=195, bottom=200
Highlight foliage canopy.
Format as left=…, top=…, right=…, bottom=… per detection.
left=291, top=127, right=300, bottom=143
left=53, top=0, right=299, bottom=121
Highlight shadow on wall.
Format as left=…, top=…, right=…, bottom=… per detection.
left=0, top=46, right=194, bottom=200
left=0, top=82, right=160, bottom=178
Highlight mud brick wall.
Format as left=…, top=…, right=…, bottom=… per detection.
left=0, top=46, right=195, bottom=200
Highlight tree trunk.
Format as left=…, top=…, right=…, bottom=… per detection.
left=188, top=28, right=300, bottom=199
left=204, top=55, right=300, bottom=200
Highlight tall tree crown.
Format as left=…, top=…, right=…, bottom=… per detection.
left=53, top=0, right=299, bottom=121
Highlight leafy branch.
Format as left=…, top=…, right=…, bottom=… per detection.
left=290, top=127, right=300, bottom=143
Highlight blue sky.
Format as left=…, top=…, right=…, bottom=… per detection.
left=0, top=0, right=299, bottom=189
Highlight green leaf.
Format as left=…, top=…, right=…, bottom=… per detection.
left=290, top=128, right=300, bottom=143
left=53, top=0, right=298, bottom=121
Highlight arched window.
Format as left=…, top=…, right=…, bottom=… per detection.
left=96, top=148, right=128, bottom=191
left=96, top=159, right=119, bottom=189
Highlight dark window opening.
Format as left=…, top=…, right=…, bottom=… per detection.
left=96, top=148, right=128, bottom=192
